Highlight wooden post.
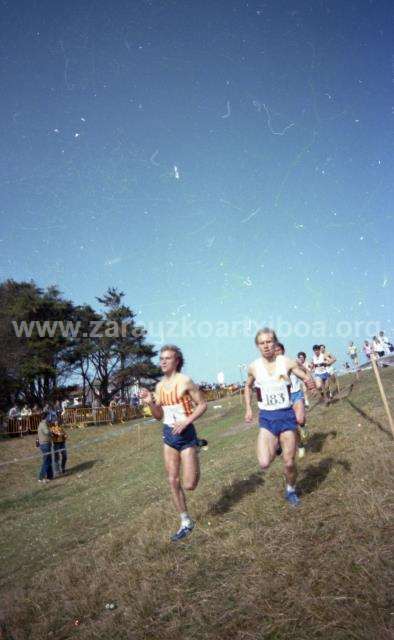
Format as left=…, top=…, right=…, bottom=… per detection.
left=336, top=376, right=341, bottom=399
left=371, top=354, right=394, bottom=437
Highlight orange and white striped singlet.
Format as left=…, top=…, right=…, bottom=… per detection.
left=158, top=380, right=194, bottom=427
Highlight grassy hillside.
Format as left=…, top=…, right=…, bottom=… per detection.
left=0, top=369, right=393, bottom=640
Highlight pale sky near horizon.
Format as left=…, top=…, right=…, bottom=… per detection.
left=1, top=0, right=393, bottom=382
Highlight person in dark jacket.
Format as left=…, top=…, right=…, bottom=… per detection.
left=37, top=411, right=53, bottom=483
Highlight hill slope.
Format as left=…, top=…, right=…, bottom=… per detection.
left=0, top=369, right=393, bottom=639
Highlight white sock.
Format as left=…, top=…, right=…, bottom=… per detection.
left=286, top=484, right=295, bottom=493
left=180, top=512, right=191, bottom=527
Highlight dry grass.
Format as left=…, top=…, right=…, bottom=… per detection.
left=0, top=370, right=393, bottom=640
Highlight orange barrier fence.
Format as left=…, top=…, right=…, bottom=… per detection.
left=5, top=414, right=41, bottom=436
left=1, top=387, right=241, bottom=436
left=62, top=405, right=143, bottom=426
left=203, top=387, right=241, bottom=401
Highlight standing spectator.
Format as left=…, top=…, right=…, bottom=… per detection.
left=92, top=395, right=100, bottom=423
left=109, top=397, right=117, bottom=423
left=37, top=411, right=53, bottom=483
left=51, top=423, right=68, bottom=475
left=8, top=405, right=19, bottom=419
left=362, top=340, right=372, bottom=360
left=21, top=405, right=32, bottom=417
left=54, top=400, right=62, bottom=423
left=61, top=398, right=69, bottom=416
left=347, top=342, right=359, bottom=367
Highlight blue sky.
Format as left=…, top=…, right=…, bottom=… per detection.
left=1, top=0, right=393, bottom=382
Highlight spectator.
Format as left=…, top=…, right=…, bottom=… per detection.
left=54, top=400, right=62, bottom=422
left=32, top=404, right=41, bottom=414
left=109, top=397, right=117, bottom=423
left=8, top=405, right=19, bottom=419
left=92, top=395, right=100, bottom=423
left=61, top=398, right=69, bottom=415
left=37, top=411, right=53, bottom=483
left=20, top=405, right=32, bottom=417
left=51, top=422, right=68, bottom=475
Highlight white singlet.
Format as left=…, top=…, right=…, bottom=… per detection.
left=252, top=355, right=292, bottom=411
left=289, top=372, right=301, bottom=393
left=313, top=354, right=327, bottom=375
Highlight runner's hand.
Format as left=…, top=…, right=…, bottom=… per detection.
left=172, top=419, right=188, bottom=434
left=245, top=408, right=253, bottom=423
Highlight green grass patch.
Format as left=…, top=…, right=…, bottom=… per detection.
left=0, top=371, right=393, bottom=639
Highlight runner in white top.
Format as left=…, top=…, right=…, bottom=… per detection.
left=275, top=343, right=307, bottom=458
left=311, top=344, right=336, bottom=404
left=244, top=328, right=316, bottom=507
left=296, top=351, right=311, bottom=407
left=347, top=342, right=359, bottom=368
left=320, top=345, right=337, bottom=397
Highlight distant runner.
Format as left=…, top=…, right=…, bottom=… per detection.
left=320, top=344, right=337, bottom=398
left=244, top=328, right=316, bottom=507
left=347, top=341, right=359, bottom=368
left=311, top=344, right=336, bottom=404
left=275, top=343, right=308, bottom=459
left=296, top=351, right=312, bottom=407
left=139, top=345, right=207, bottom=542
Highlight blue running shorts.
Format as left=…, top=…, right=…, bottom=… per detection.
left=162, top=423, right=198, bottom=451
left=315, top=372, right=329, bottom=381
left=290, top=389, right=304, bottom=404
left=258, top=407, right=298, bottom=437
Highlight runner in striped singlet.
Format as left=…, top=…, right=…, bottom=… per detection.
left=139, top=345, right=207, bottom=542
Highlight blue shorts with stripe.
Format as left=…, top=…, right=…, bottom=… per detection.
left=290, top=389, right=304, bottom=404
left=162, top=423, right=198, bottom=451
left=258, top=407, right=298, bottom=437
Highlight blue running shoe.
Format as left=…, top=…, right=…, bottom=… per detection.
left=285, top=490, right=301, bottom=507
left=170, top=521, right=195, bottom=542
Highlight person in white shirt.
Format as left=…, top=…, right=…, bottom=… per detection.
left=347, top=342, right=359, bottom=367
left=377, top=331, right=392, bottom=356
left=311, top=345, right=336, bottom=404
left=244, top=328, right=316, bottom=507
left=372, top=336, right=385, bottom=358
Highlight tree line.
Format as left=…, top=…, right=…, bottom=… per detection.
left=0, top=280, right=160, bottom=412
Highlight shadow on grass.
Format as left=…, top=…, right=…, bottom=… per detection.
left=298, top=457, right=351, bottom=496
left=346, top=399, right=392, bottom=438
left=66, top=459, right=101, bottom=475
left=208, top=472, right=264, bottom=515
left=307, top=430, right=337, bottom=453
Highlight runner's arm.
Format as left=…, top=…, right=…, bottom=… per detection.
left=139, top=385, right=164, bottom=421
left=183, top=381, right=207, bottom=426
left=244, top=367, right=255, bottom=422
left=172, top=380, right=207, bottom=433
left=289, top=361, right=317, bottom=391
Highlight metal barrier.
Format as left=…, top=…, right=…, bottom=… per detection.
left=2, top=388, right=240, bottom=436
left=5, top=414, right=41, bottom=436
left=63, top=405, right=143, bottom=426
